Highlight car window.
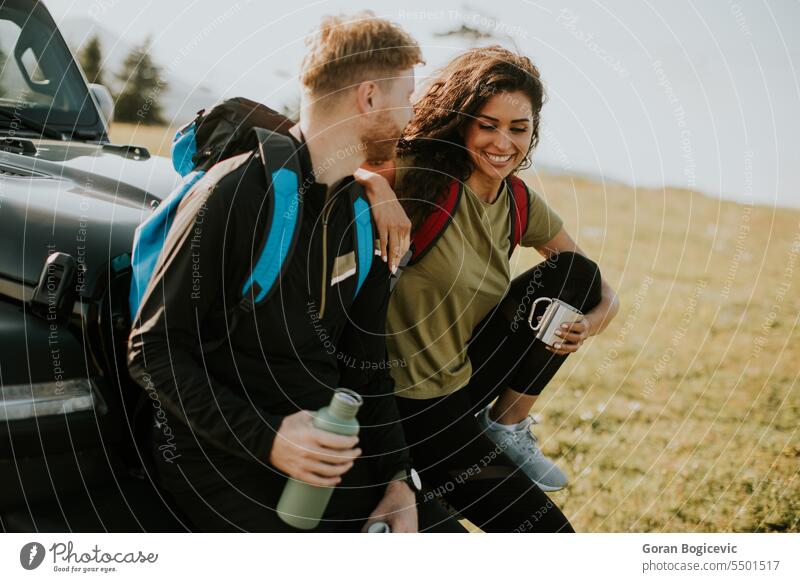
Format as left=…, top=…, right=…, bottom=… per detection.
left=0, top=20, right=50, bottom=107
left=0, top=1, right=101, bottom=130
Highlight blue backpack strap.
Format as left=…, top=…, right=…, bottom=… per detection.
left=129, top=170, right=206, bottom=319
left=193, top=129, right=304, bottom=355
left=240, top=128, right=303, bottom=307
left=171, top=115, right=202, bottom=177
left=352, top=191, right=374, bottom=297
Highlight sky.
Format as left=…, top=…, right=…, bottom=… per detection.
left=44, top=0, right=800, bottom=208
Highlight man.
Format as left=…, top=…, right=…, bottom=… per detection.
left=128, top=13, right=452, bottom=532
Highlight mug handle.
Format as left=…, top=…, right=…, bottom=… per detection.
left=528, top=297, right=553, bottom=331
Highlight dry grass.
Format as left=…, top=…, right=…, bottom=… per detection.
left=519, top=172, right=800, bottom=532
left=110, top=122, right=176, bottom=158
left=111, top=123, right=800, bottom=532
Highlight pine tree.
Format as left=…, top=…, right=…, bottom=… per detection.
left=114, top=38, right=167, bottom=125
left=79, top=35, right=104, bottom=85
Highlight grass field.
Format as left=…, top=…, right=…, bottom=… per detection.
left=111, top=123, right=800, bottom=532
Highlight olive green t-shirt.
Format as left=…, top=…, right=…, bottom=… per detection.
left=386, top=165, right=564, bottom=400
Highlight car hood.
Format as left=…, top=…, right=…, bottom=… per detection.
left=0, top=139, right=180, bottom=297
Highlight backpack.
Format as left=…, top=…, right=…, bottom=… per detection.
left=400, top=175, right=531, bottom=268
left=128, top=98, right=375, bottom=341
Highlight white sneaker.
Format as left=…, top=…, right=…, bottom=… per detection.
left=476, top=405, right=568, bottom=491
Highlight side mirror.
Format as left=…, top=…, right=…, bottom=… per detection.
left=89, top=83, right=114, bottom=127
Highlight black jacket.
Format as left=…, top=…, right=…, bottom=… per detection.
left=127, top=135, right=409, bottom=484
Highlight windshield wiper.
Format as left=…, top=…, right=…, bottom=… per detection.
left=0, top=110, right=66, bottom=140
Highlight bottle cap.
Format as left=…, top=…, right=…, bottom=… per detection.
left=367, top=521, right=391, bottom=533
left=329, top=388, right=363, bottom=419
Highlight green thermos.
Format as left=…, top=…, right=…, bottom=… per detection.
left=276, top=388, right=363, bottom=529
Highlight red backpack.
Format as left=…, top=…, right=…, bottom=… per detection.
left=407, top=175, right=531, bottom=265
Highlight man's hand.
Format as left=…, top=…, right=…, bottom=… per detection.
left=353, top=167, right=411, bottom=274
left=269, top=410, right=361, bottom=487
left=361, top=480, right=418, bottom=533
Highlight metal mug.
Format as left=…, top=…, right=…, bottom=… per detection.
left=527, top=297, right=584, bottom=347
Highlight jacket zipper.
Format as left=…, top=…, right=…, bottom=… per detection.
left=319, top=189, right=336, bottom=319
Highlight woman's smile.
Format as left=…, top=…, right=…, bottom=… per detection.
left=482, top=151, right=517, bottom=168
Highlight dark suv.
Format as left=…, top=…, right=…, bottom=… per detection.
left=1, top=0, right=187, bottom=531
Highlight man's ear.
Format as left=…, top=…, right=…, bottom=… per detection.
left=355, top=80, right=377, bottom=114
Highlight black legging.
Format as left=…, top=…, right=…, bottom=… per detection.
left=396, top=251, right=602, bottom=533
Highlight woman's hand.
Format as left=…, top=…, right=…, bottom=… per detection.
left=361, top=480, right=418, bottom=533
left=544, top=316, right=592, bottom=356
left=535, top=228, right=620, bottom=344
left=353, top=167, right=411, bottom=274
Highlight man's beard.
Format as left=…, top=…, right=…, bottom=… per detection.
left=360, top=110, right=403, bottom=164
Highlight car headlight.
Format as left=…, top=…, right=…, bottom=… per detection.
left=1, top=378, right=106, bottom=421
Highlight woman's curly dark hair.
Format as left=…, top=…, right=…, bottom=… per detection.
left=396, top=46, right=546, bottom=230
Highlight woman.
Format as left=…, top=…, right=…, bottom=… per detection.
left=360, top=46, right=619, bottom=532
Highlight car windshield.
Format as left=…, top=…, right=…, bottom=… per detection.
left=0, top=0, right=103, bottom=138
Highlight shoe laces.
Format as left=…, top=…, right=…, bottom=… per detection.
left=511, top=415, right=541, bottom=450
